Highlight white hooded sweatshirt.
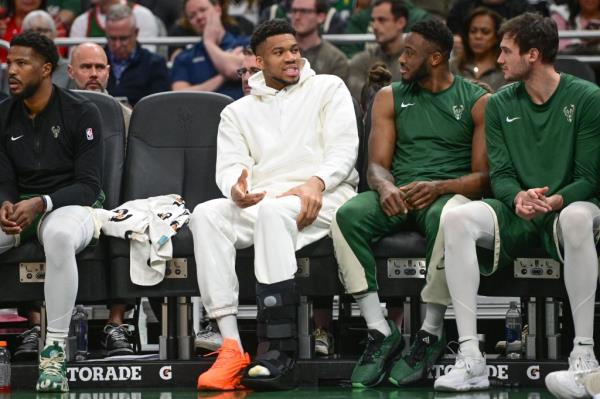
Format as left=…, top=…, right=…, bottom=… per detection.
left=216, top=59, right=359, bottom=199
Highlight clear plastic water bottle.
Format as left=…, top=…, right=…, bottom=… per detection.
left=505, top=301, right=522, bottom=359
left=0, top=341, right=11, bottom=392
left=71, top=305, right=88, bottom=361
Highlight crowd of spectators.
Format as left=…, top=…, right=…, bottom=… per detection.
left=0, top=0, right=597, bottom=104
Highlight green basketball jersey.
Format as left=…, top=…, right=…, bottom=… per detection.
left=486, top=73, right=600, bottom=209
left=390, top=75, right=487, bottom=186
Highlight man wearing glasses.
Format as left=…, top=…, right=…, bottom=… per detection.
left=70, top=0, right=159, bottom=53
left=290, top=0, right=348, bottom=80
left=104, top=4, right=169, bottom=106
left=237, top=48, right=261, bottom=96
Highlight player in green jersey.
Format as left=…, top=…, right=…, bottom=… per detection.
left=436, top=13, right=600, bottom=395
left=331, top=18, right=490, bottom=388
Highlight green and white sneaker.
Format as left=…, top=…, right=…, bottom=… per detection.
left=36, top=342, right=69, bottom=392
left=389, top=329, right=446, bottom=386
left=351, top=320, right=404, bottom=388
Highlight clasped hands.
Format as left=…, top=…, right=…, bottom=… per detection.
left=378, top=180, right=441, bottom=216
left=513, top=187, right=562, bottom=220
left=0, top=197, right=44, bottom=234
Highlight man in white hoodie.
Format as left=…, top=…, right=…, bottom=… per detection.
left=189, top=19, right=358, bottom=391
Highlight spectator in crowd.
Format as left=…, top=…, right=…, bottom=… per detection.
left=451, top=7, right=506, bottom=91
left=105, top=4, right=169, bottom=106
left=437, top=13, right=600, bottom=394
left=22, top=10, right=70, bottom=87
left=191, top=19, right=357, bottom=391
left=0, top=31, right=103, bottom=392
left=70, top=0, right=160, bottom=53
left=552, top=0, right=600, bottom=52
left=239, top=47, right=260, bottom=95
left=446, top=0, right=530, bottom=36
left=0, top=0, right=66, bottom=61
left=169, top=0, right=252, bottom=59
left=47, top=0, right=81, bottom=31
left=69, top=42, right=132, bottom=133
left=260, top=0, right=348, bottom=33
left=340, top=0, right=428, bottom=58
left=347, top=0, right=406, bottom=100
left=291, top=0, right=348, bottom=80
left=333, top=18, right=488, bottom=389
left=170, top=0, right=248, bottom=99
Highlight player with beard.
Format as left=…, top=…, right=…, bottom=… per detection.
left=437, top=13, right=600, bottom=394
left=189, top=19, right=358, bottom=391
left=331, top=18, right=490, bottom=388
left=0, top=32, right=103, bottom=392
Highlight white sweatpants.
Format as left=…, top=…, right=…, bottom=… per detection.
left=189, top=190, right=350, bottom=319
left=0, top=206, right=95, bottom=333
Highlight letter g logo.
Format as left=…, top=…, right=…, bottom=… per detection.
left=159, top=365, right=172, bottom=380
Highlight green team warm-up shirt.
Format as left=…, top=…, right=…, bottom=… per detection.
left=486, top=73, right=600, bottom=209
left=391, top=75, right=487, bottom=187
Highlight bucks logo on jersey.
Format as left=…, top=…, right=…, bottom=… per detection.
left=563, top=104, right=575, bottom=123
left=452, top=105, right=464, bottom=120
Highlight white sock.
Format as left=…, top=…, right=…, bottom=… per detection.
left=354, top=291, right=391, bottom=337
left=458, top=336, right=481, bottom=357
left=216, top=314, right=243, bottom=353
left=421, top=303, right=446, bottom=338
left=572, top=336, right=595, bottom=356
left=45, top=329, right=68, bottom=348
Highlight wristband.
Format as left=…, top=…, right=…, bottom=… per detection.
left=39, top=195, right=47, bottom=212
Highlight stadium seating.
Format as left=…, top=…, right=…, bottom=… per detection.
left=108, top=91, right=233, bottom=359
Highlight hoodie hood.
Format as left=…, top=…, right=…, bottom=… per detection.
left=248, top=58, right=316, bottom=97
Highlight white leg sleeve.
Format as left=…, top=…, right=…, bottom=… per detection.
left=38, top=206, right=94, bottom=333
left=558, top=201, right=600, bottom=341
left=189, top=198, right=255, bottom=319
left=443, top=201, right=495, bottom=340
left=0, top=229, right=16, bottom=254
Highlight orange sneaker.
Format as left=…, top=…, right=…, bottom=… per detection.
left=197, top=338, right=250, bottom=391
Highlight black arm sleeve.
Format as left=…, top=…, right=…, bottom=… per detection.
left=48, top=103, right=103, bottom=208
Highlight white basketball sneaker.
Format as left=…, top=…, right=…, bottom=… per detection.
left=434, top=350, right=489, bottom=392
left=546, top=348, right=599, bottom=399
